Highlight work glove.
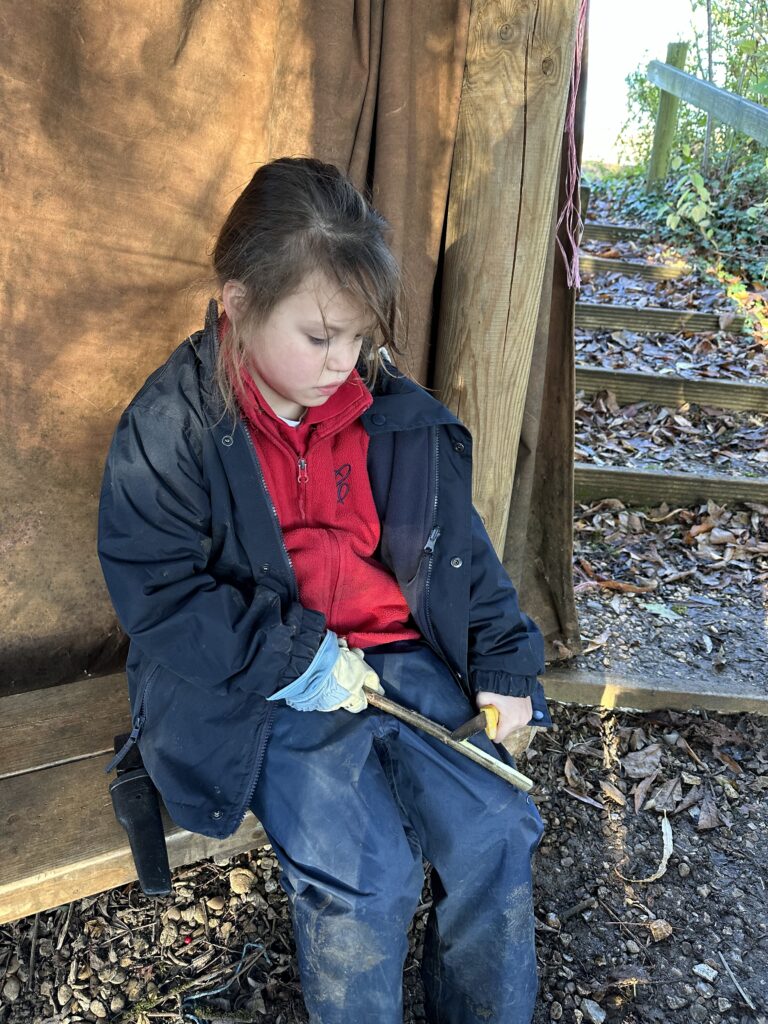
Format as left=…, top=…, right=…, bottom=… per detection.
left=267, top=632, right=384, bottom=713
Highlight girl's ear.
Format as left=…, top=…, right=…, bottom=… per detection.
left=222, top=280, right=248, bottom=323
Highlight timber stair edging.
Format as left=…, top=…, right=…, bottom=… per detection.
left=576, top=301, right=747, bottom=335
left=574, top=462, right=768, bottom=507
left=575, top=366, right=768, bottom=415
left=580, top=253, right=691, bottom=281
left=582, top=222, right=648, bottom=242
left=543, top=665, right=768, bottom=718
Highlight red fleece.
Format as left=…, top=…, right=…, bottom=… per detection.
left=229, top=334, right=421, bottom=648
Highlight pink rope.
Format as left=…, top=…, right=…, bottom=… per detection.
left=555, top=0, right=588, bottom=290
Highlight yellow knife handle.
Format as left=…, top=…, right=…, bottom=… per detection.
left=479, top=704, right=500, bottom=740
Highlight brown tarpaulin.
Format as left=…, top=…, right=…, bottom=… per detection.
left=0, top=1, right=578, bottom=694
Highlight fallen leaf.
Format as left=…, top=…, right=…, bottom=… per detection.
left=645, top=775, right=683, bottom=813
left=599, top=779, right=627, bottom=806
left=581, top=628, right=611, bottom=654
left=622, top=743, right=664, bottom=779
left=563, top=787, right=604, bottom=809
left=675, top=736, right=706, bottom=768
left=564, top=755, right=584, bottom=789
left=710, top=528, right=739, bottom=545
left=696, top=784, right=721, bottom=830
left=714, top=750, right=743, bottom=774
left=616, top=812, right=673, bottom=883
left=631, top=768, right=660, bottom=813
left=645, top=602, right=684, bottom=622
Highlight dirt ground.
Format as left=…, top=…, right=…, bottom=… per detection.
left=1, top=693, right=767, bottom=1024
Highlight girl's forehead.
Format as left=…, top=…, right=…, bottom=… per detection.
left=286, top=273, right=371, bottom=329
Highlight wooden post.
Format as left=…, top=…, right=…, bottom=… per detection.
left=434, top=0, right=580, bottom=552
left=646, top=42, right=689, bottom=190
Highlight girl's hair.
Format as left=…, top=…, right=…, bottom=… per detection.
left=212, top=157, right=407, bottom=413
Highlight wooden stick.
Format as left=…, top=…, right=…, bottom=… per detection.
left=364, top=690, right=534, bottom=793
left=717, top=950, right=756, bottom=1011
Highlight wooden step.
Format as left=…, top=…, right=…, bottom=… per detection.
left=582, top=223, right=647, bottom=242
left=575, top=366, right=768, bottom=415
left=0, top=674, right=268, bottom=925
left=574, top=462, right=768, bottom=506
left=543, top=665, right=768, bottom=718
left=580, top=254, right=691, bottom=281
left=576, top=301, right=747, bottom=335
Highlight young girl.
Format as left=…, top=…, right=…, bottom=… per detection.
left=98, top=156, right=553, bottom=1024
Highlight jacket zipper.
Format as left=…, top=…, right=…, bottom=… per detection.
left=237, top=422, right=303, bottom=826
left=421, top=430, right=472, bottom=698
left=104, top=669, right=159, bottom=774
left=297, top=458, right=308, bottom=519
left=236, top=702, right=276, bottom=828
left=421, top=429, right=441, bottom=652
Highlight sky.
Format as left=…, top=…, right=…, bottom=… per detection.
left=583, top=0, right=702, bottom=164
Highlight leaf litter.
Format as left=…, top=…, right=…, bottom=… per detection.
left=576, top=390, right=768, bottom=480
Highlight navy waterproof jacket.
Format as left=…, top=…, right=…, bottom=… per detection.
left=98, top=301, right=552, bottom=839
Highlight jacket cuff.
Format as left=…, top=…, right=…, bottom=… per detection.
left=469, top=669, right=539, bottom=698
left=276, top=605, right=327, bottom=690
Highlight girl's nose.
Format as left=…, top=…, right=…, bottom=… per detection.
left=328, top=341, right=362, bottom=374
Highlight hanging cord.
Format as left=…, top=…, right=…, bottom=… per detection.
left=555, top=0, right=589, bottom=290
left=181, top=941, right=270, bottom=1024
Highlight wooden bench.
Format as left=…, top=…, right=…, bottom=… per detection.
left=7, top=665, right=763, bottom=926
left=0, top=674, right=267, bottom=925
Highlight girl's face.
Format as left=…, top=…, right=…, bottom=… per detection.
left=225, top=272, right=372, bottom=421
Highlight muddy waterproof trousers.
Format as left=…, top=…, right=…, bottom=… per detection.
left=249, top=640, right=545, bottom=1024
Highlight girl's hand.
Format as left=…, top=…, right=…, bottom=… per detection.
left=474, top=691, right=532, bottom=743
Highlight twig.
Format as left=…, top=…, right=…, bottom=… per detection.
left=56, top=902, right=74, bottom=952
left=560, top=897, right=597, bottom=921
left=27, top=913, right=39, bottom=989
left=718, top=951, right=756, bottom=1011
left=596, top=899, right=650, bottom=960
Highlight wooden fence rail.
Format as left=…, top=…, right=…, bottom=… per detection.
left=646, top=60, right=768, bottom=146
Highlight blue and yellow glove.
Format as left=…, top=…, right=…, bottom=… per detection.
left=267, top=633, right=384, bottom=713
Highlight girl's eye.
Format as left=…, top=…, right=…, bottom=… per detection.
left=308, top=336, right=330, bottom=346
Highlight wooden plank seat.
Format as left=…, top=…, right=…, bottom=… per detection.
left=0, top=673, right=267, bottom=925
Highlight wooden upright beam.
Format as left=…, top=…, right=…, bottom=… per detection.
left=646, top=42, right=689, bottom=189
left=435, top=0, right=580, bottom=551
left=647, top=60, right=768, bottom=146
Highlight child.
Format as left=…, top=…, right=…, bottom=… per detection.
left=98, top=156, right=553, bottom=1024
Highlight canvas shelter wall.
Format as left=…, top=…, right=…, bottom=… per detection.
left=0, top=0, right=576, bottom=695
